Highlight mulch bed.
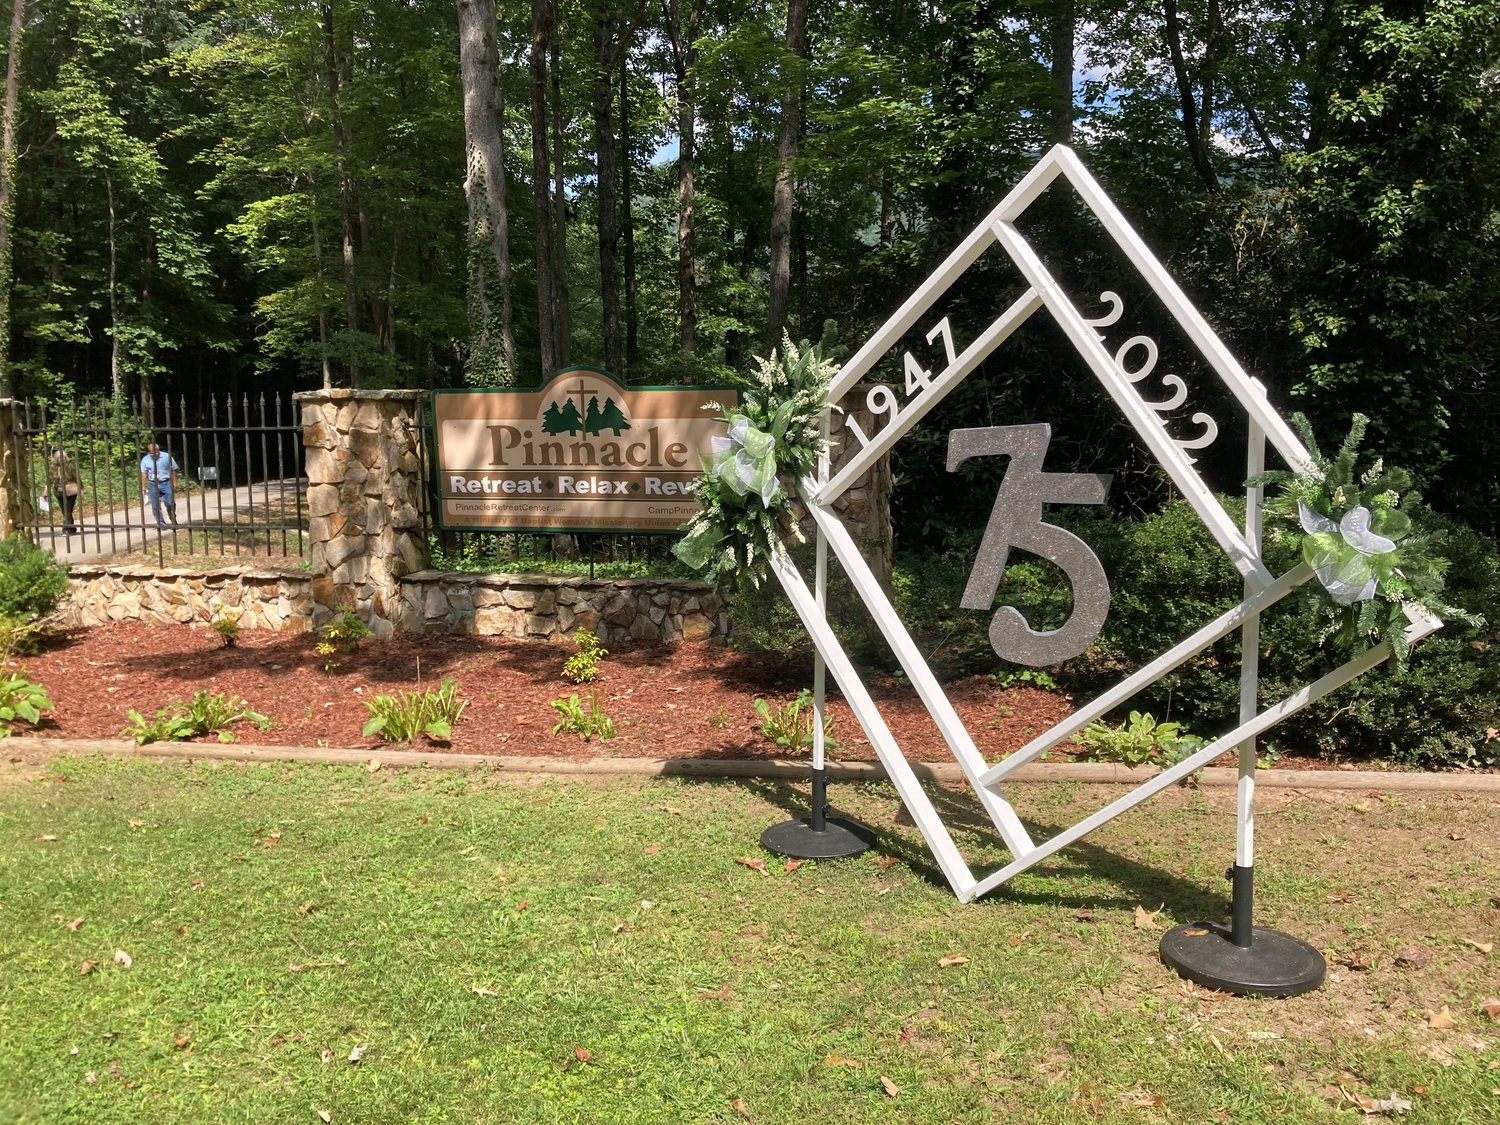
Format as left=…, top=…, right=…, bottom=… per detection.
left=18, top=622, right=1085, bottom=764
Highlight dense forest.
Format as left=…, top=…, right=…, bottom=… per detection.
left=0, top=0, right=1496, bottom=529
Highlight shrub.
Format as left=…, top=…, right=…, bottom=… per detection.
left=562, top=630, right=607, bottom=684
left=0, top=673, right=53, bottom=735
left=122, top=691, right=270, bottom=745
left=316, top=609, right=372, bottom=672
left=0, top=536, right=69, bottom=622
left=212, top=613, right=242, bottom=648
left=753, top=689, right=839, bottom=754
left=362, top=677, right=468, bottom=742
left=1071, top=710, right=1205, bottom=767
left=550, top=692, right=615, bottom=742
left=0, top=614, right=47, bottom=668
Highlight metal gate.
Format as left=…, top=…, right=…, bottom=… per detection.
left=16, top=394, right=308, bottom=567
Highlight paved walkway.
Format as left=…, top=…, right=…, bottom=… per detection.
left=38, top=477, right=307, bottom=564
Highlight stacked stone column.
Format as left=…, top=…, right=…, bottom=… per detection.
left=297, top=389, right=429, bottom=636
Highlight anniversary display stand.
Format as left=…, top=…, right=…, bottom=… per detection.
left=743, top=146, right=1441, bottom=997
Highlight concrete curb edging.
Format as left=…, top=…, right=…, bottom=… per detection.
left=16, top=738, right=1500, bottom=793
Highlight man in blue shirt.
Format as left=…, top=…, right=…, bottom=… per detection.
left=139, top=442, right=179, bottom=528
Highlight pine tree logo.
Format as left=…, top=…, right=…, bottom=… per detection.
left=540, top=375, right=631, bottom=438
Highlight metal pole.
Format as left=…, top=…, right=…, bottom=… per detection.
left=1232, top=419, right=1266, bottom=946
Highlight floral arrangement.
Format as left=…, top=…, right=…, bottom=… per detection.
left=1252, top=413, right=1481, bottom=666
left=673, top=332, right=839, bottom=589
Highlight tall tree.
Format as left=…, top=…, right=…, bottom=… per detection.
left=0, top=0, right=25, bottom=395
left=457, top=0, right=518, bottom=384
left=549, top=8, right=570, bottom=366
left=663, top=0, right=701, bottom=361
left=529, top=0, right=558, bottom=374
left=764, top=0, right=807, bottom=354
left=592, top=2, right=640, bottom=377
left=321, top=1, right=361, bottom=385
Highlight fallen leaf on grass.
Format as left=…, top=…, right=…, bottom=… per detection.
left=696, top=985, right=732, bottom=1002
left=1134, top=904, right=1165, bottom=930
left=873, top=856, right=901, bottom=873
left=189, top=880, right=205, bottom=891
left=824, top=1053, right=863, bottom=1069
left=1122, top=1092, right=1166, bottom=1108
left=84, top=1071, right=97, bottom=1084
left=320, top=1048, right=334, bottom=1064
left=470, top=986, right=499, bottom=997
left=365, top=759, right=381, bottom=773
left=1426, top=1006, right=1457, bottom=1030
left=784, top=858, right=804, bottom=873
left=1480, top=998, right=1500, bottom=1019
left=1074, top=908, right=1097, bottom=923
left=173, top=1032, right=191, bottom=1049
left=1244, top=1030, right=1283, bottom=1041
left=316, top=1111, right=331, bottom=1123
left=79, top=959, right=98, bottom=976
left=65, top=917, right=84, bottom=932
left=880, top=1075, right=900, bottom=1098
left=515, top=901, right=529, bottom=911
left=572, top=1046, right=591, bottom=1063
left=261, top=833, right=281, bottom=849
left=643, top=846, right=661, bottom=855
left=127, top=819, right=145, bottom=828
left=937, top=954, right=970, bottom=967
left=112, top=950, right=132, bottom=968
left=611, top=920, right=630, bottom=934
left=347, top=1044, right=367, bottom=1065
left=734, top=857, right=768, bottom=876
left=1345, top=951, right=1376, bottom=971
left=1347, top=1089, right=1413, bottom=1116
left=1463, top=939, right=1494, bottom=954
left=1395, top=946, right=1430, bottom=967
left=288, top=958, right=347, bottom=973
left=729, top=1097, right=752, bottom=1119
left=38, top=834, right=57, bottom=842
left=1009, top=930, right=1031, bottom=948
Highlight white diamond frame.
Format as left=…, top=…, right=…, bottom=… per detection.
left=775, top=146, right=1442, bottom=902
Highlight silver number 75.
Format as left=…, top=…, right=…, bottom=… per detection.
left=946, top=424, right=1113, bottom=667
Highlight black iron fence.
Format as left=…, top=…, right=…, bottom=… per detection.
left=16, top=394, right=308, bottom=566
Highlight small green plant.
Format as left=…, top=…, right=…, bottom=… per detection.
left=0, top=535, right=69, bottom=622
left=562, top=630, right=608, bottom=684
left=122, top=691, right=270, bottom=745
left=316, top=609, right=372, bottom=672
left=0, top=672, right=53, bottom=735
left=708, top=704, right=732, bottom=729
left=0, top=614, right=47, bottom=668
left=1071, top=710, right=1204, bottom=767
left=212, top=612, right=242, bottom=648
left=752, top=689, right=839, bottom=753
left=550, top=691, right=616, bottom=742
left=362, top=677, right=468, bottom=742
left=991, top=667, right=1059, bottom=692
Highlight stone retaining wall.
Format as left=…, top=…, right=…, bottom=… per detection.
left=395, top=571, right=727, bottom=642
left=63, top=565, right=315, bottom=630
left=62, top=564, right=727, bottom=644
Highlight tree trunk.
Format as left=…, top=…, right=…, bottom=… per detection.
left=593, top=10, right=621, bottom=376
left=105, top=170, right=123, bottom=402
left=1164, top=0, right=1219, bottom=191
left=458, top=0, right=518, bottom=382
left=764, top=0, right=807, bottom=354
left=308, top=178, right=332, bottom=390
left=549, top=7, right=570, bottom=367
left=620, top=56, right=638, bottom=374
left=322, top=1, right=362, bottom=385
left=1050, top=0, right=1075, bottom=144
left=0, top=0, right=25, bottom=397
left=529, top=0, right=557, bottom=374
left=664, top=0, right=701, bottom=362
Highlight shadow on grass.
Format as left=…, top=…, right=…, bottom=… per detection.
left=723, top=773, right=1227, bottom=921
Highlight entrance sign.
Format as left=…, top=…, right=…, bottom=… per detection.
left=432, top=369, right=734, bottom=532
left=771, top=146, right=1440, bottom=992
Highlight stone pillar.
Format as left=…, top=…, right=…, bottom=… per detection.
left=0, top=400, right=33, bottom=541
left=296, top=389, right=429, bottom=636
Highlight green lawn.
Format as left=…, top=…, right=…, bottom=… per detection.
left=1, top=755, right=1497, bottom=1123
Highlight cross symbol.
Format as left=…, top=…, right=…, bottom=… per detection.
left=568, top=379, right=590, bottom=418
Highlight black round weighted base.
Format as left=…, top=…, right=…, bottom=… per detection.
left=760, top=816, right=875, bottom=860
left=1160, top=922, right=1326, bottom=997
